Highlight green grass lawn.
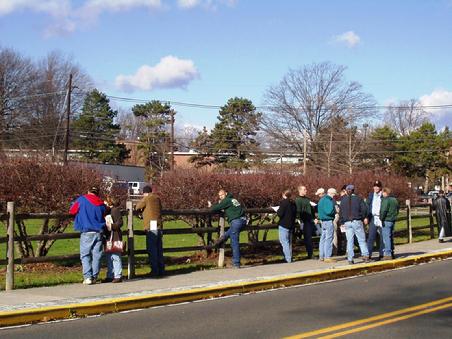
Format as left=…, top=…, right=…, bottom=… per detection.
left=0, top=211, right=437, bottom=290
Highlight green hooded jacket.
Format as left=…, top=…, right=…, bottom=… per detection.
left=210, top=192, right=244, bottom=222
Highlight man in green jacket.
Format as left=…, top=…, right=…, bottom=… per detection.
left=295, top=185, right=315, bottom=259
left=380, top=187, right=399, bottom=260
left=317, top=188, right=338, bottom=262
left=208, top=189, right=246, bottom=268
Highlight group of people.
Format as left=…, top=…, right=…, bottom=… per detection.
left=275, top=180, right=400, bottom=265
left=70, top=185, right=164, bottom=285
left=69, top=181, right=451, bottom=283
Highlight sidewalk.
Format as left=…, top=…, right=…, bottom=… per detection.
left=1, top=239, right=452, bottom=327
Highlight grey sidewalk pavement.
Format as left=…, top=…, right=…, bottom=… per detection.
left=1, top=238, right=452, bottom=313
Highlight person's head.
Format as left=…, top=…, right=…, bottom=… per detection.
left=373, top=180, right=383, bottom=193
left=315, top=188, right=325, bottom=198
left=327, top=188, right=337, bottom=198
left=106, top=196, right=120, bottom=207
left=340, top=185, right=347, bottom=197
left=218, top=189, right=227, bottom=200
left=298, top=185, right=307, bottom=196
left=282, top=189, right=292, bottom=199
left=382, top=187, right=392, bottom=198
left=88, top=186, right=99, bottom=196
left=143, top=186, right=152, bottom=195
left=345, top=184, right=355, bottom=195
left=438, top=190, right=445, bottom=196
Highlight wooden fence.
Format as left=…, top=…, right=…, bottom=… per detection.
left=0, top=200, right=437, bottom=290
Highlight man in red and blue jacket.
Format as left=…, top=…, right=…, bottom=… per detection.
left=69, top=187, right=106, bottom=285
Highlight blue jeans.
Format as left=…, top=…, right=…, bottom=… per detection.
left=345, top=220, right=369, bottom=262
left=146, top=230, right=165, bottom=276
left=106, top=253, right=122, bottom=279
left=381, top=221, right=395, bottom=257
left=80, top=232, right=103, bottom=280
left=302, top=220, right=314, bottom=257
left=279, top=226, right=292, bottom=263
left=224, top=217, right=246, bottom=267
left=367, top=218, right=383, bottom=256
left=319, top=220, right=334, bottom=259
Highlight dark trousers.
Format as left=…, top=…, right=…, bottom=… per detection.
left=146, top=230, right=165, bottom=276
left=302, top=220, right=314, bottom=257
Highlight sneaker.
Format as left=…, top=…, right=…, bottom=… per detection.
left=361, top=257, right=370, bottom=263
left=348, top=260, right=354, bottom=265
left=82, top=278, right=92, bottom=285
left=91, top=278, right=97, bottom=284
left=102, top=278, right=113, bottom=283
left=112, top=278, right=123, bottom=283
left=439, top=239, right=445, bottom=243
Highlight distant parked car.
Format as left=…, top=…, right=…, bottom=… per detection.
left=128, top=181, right=148, bottom=195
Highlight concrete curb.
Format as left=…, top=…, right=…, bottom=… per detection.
left=1, top=249, right=452, bottom=327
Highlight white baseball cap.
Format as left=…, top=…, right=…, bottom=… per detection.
left=315, top=188, right=325, bottom=196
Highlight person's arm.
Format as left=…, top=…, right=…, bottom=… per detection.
left=211, top=198, right=231, bottom=212
left=69, top=200, right=80, bottom=215
left=135, top=197, right=146, bottom=211
left=277, top=200, right=287, bottom=218
left=380, top=199, right=388, bottom=222
left=111, top=207, right=123, bottom=231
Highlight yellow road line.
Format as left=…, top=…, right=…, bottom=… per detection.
left=319, top=302, right=452, bottom=338
left=285, top=296, right=452, bottom=339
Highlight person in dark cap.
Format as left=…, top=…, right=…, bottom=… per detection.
left=69, top=186, right=106, bottom=285
left=366, top=180, right=383, bottom=259
left=339, top=184, right=369, bottom=264
left=432, top=190, right=452, bottom=243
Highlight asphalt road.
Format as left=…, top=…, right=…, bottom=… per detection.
left=2, top=259, right=452, bottom=339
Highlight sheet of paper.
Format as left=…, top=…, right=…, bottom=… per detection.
left=105, top=215, right=113, bottom=231
left=150, top=220, right=158, bottom=231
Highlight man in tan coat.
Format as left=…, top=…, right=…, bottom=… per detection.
left=135, top=185, right=164, bottom=277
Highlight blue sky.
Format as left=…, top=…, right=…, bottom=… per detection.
left=1, top=0, right=451, bottom=130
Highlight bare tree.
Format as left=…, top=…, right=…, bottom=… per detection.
left=262, top=62, right=376, bottom=165
left=117, top=108, right=145, bottom=140
left=0, top=47, right=37, bottom=148
left=175, top=124, right=201, bottom=151
left=384, top=99, right=429, bottom=136
left=0, top=48, right=92, bottom=152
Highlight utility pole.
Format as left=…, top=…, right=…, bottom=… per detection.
left=169, top=109, right=175, bottom=171
left=348, top=128, right=353, bottom=175
left=303, top=130, right=307, bottom=176
left=63, top=73, right=72, bottom=165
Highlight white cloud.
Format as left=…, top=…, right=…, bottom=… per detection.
left=177, top=0, right=200, bottom=9
left=420, top=89, right=452, bottom=125
left=177, top=0, right=236, bottom=10
left=78, top=0, right=162, bottom=22
left=0, top=0, right=71, bottom=17
left=115, top=55, right=199, bottom=92
left=0, top=0, right=236, bottom=35
left=333, top=31, right=361, bottom=48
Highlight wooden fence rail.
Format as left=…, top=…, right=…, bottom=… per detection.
left=1, top=200, right=437, bottom=290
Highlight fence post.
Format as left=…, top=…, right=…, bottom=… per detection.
left=6, top=201, right=15, bottom=291
left=406, top=199, right=412, bottom=244
left=218, top=216, right=225, bottom=268
left=428, top=204, right=435, bottom=239
left=126, top=200, right=135, bottom=279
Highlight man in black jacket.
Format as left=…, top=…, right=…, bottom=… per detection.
left=339, top=185, right=370, bottom=264
left=277, top=189, right=297, bottom=263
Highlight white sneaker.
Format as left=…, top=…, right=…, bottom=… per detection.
left=83, top=278, right=92, bottom=285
